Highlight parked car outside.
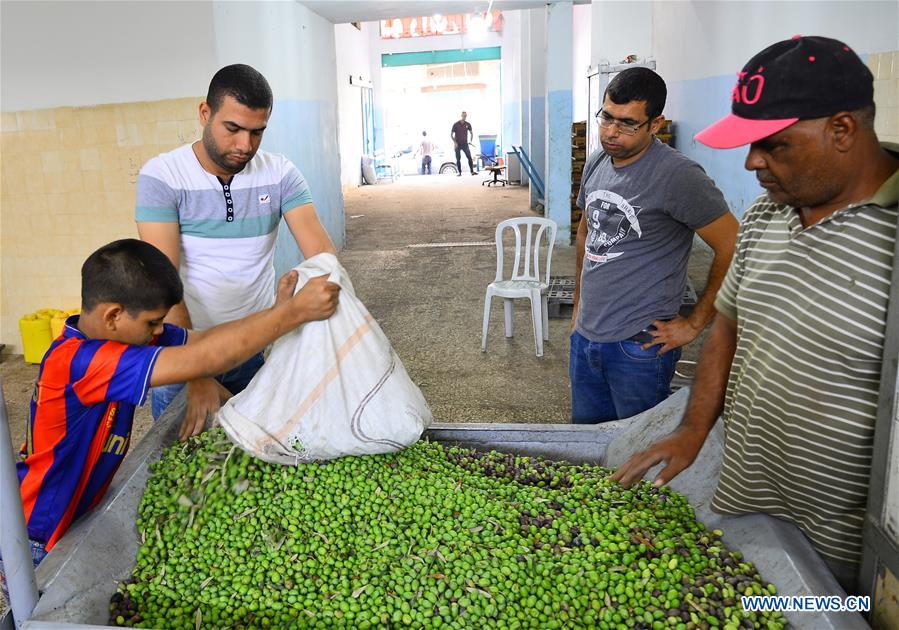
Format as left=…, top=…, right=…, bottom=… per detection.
left=389, top=143, right=471, bottom=176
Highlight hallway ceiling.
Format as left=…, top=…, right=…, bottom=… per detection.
left=302, top=1, right=588, bottom=24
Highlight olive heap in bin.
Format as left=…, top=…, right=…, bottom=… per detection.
left=110, top=429, right=784, bottom=629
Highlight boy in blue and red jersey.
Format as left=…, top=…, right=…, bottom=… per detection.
left=1, top=238, right=339, bottom=599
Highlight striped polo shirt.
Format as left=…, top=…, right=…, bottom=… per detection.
left=712, top=149, right=898, bottom=568
left=135, top=144, right=313, bottom=329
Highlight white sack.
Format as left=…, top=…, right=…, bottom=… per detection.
left=217, top=253, right=432, bottom=465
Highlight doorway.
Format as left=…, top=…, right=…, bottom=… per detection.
left=380, top=52, right=502, bottom=177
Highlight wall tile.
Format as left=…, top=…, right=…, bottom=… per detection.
left=41, top=150, right=64, bottom=173
left=2, top=95, right=203, bottom=352
left=98, top=146, right=120, bottom=171
left=156, top=121, right=181, bottom=146
left=878, top=107, right=898, bottom=137
left=139, top=122, right=159, bottom=145
left=80, top=147, right=102, bottom=171
left=57, top=127, right=83, bottom=149
left=3, top=132, right=25, bottom=156
left=4, top=160, right=26, bottom=195
left=877, top=52, right=892, bottom=80
left=29, top=130, right=58, bottom=152
left=81, top=171, right=104, bottom=195
left=1, top=112, right=19, bottom=133
left=86, top=125, right=117, bottom=146
left=20, top=152, right=43, bottom=175
left=867, top=53, right=880, bottom=78
left=54, top=108, right=77, bottom=129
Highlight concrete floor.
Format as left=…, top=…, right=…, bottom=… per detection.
left=340, top=174, right=576, bottom=424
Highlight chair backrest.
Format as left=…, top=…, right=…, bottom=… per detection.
left=478, top=134, right=498, bottom=157
left=493, top=217, right=557, bottom=284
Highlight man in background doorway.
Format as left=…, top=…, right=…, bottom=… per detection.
left=451, top=111, right=477, bottom=176
left=415, top=131, right=435, bottom=174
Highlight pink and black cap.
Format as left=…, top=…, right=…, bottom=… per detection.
left=695, top=36, right=874, bottom=149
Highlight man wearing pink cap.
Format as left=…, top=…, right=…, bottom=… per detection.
left=613, top=36, right=899, bottom=593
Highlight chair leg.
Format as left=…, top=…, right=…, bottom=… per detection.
left=481, top=293, right=492, bottom=352
left=542, top=295, right=550, bottom=340
left=530, top=291, right=544, bottom=357
left=503, top=299, right=514, bottom=338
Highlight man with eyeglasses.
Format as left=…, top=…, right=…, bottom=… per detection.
left=612, top=36, right=898, bottom=594
left=571, top=67, right=738, bottom=424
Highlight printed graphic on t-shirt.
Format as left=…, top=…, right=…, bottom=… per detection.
left=583, top=189, right=642, bottom=267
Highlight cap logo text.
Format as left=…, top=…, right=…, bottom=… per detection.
left=731, top=71, right=765, bottom=105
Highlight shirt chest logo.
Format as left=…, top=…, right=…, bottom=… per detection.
left=259, top=194, right=271, bottom=205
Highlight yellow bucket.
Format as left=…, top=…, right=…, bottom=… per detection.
left=19, top=310, right=60, bottom=364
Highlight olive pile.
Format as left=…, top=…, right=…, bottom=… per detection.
left=110, top=430, right=783, bottom=629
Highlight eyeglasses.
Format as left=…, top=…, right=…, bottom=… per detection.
left=595, top=109, right=651, bottom=136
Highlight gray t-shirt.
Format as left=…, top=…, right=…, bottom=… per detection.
left=576, top=139, right=729, bottom=342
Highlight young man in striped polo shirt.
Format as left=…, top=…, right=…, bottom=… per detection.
left=136, top=65, right=337, bottom=441
left=613, top=36, right=898, bottom=594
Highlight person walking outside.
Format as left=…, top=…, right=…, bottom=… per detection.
left=451, top=111, right=476, bottom=176
left=415, top=131, right=435, bottom=174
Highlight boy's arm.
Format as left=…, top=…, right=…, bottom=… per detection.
left=151, top=271, right=339, bottom=387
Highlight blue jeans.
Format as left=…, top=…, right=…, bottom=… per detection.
left=569, top=330, right=681, bottom=424
left=150, top=352, right=265, bottom=420
left=0, top=539, right=47, bottom=605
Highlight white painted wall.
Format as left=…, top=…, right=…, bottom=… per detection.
left=1, top=0, right=346, bottom=258
left=502, top=11, right=523, bottom=150
left=572, top=3, right=592, bottom=122
left=529, top=6, right=547, bottom=207
left=211, top=2, right=339, bottom=103
left=519, top=9, right=531, bottom=161
left=336, top=22, right=375, bottom=188
left=1, top=1, right=217, bottom=112
left=590, top=1, right=653, bottom=67
left=653, top=1, right=898, bottom=83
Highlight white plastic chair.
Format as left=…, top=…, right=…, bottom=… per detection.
left=481, top=217, right=557, bottom=357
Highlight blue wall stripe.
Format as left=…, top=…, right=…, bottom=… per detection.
left=529, top=95, right=546, bottom=206
left=667, top=74, right=763, bottom=220
left=262, top=99, right=345, bottom=278
left=545, top=89, right=573, bottom=242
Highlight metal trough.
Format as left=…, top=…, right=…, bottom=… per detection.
left=21, top=389, right=867, bottom=628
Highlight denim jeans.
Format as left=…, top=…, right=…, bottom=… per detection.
left=569, top=330, right=681, bottom=424
left=454, top=144, right=474, bottom=173
left=0, top=539, right=47, bottom=605
left=150, top=352, right=265, bottom=420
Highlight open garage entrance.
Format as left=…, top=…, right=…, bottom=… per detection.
left=380, top=49, right=502, bottom=176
